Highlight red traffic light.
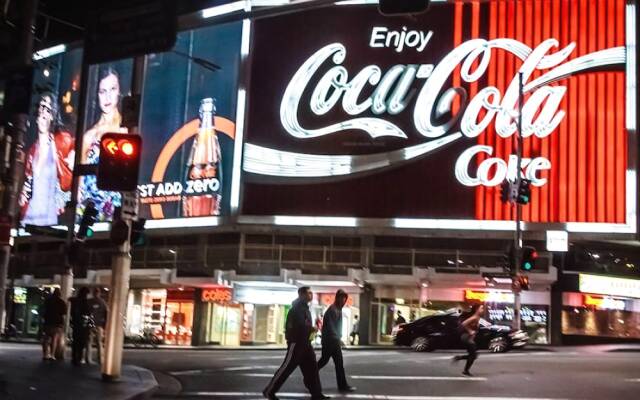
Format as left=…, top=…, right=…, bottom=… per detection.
left=101, top=137, right=138, bottom=157
left=97, top=133, right=142, bottom=191
left=121, top=141, right=135, bottom=156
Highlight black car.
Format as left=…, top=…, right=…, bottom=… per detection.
left=393, top=312, right=529, bottom=353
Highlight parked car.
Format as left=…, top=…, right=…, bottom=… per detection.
left=393, top=312, right=529, bottom=353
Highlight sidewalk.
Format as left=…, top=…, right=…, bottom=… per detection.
left=0, top=343, right=157, bottom=400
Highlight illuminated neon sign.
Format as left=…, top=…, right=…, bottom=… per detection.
left=201, top=287, right=233, bottom=303
left=464, top=289, right=514, bottom=304
left=579, top=274, right=640, bottom=299
left=583, top=294, right=626, bottom=311
left=247, top=29, right=625, bottom=189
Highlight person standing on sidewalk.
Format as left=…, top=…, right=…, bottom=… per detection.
left=40, top=288, right=67, bottom=361
left=452, top=303, right=484, bottom=376
left=69, top=287, right=93, bottom=366
left=263, top=286, right=329, bottom=400
left=85, top=288, right=108, bottom=365
left=349, top=315, right=359, bottom=345
left=317, top=289, right=356, bottom=393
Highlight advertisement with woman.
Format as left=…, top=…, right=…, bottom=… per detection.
left=77, top=21, right=242, bottom=223
left=77, top=62, right=131, bottom=222
left=19, top=48, right=82, bottom=227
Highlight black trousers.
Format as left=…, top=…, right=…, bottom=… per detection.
left=456, top=333, right=478, bottom=372
left=317, top=338, right=349, bottom=389
left=72, top=326, right=90, bottom=365
left=264, top=342, right=323, bottom=398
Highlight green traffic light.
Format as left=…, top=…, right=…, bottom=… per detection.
left=523, top=261, right=533, bottom=270
left=86, top=228, right=94, bottom=238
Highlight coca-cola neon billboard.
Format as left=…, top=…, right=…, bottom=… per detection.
left=240, top=1, right=636, bottom=233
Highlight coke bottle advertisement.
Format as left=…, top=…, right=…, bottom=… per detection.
left=78, top=22, right=241, bottom=222
left=241, top=1, right=635, bottom=233
left=18, top=48, right=82, bottom=227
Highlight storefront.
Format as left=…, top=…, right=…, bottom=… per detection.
left=6, top=286, right=52, bottom=338
left=233, top=282, right=298, bottom=345
left=562, top=274, right=640, bottom=340
left=125, top=288, right=195, bottom=345
left=312, top=291, right=360, bottom=344
left=371, top=286, right=427, bottom=344
left=199, top=286, right=242, bottom=346
left=371, top=286, right=550, bottom=344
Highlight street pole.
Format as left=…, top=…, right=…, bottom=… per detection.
left=60, top=55, right=90, bottom=314
left=0, top=0, right=37, bottom=334
left=512, top=71, right=524, bottom=331
left=102, top=55, right=146, bottom=381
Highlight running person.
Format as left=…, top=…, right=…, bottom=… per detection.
left=452, top=303, right=484, bottom=376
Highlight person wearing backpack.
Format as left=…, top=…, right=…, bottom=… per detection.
left=452, top=303, right=484, bottom=376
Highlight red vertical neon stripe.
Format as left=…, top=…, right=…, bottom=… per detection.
left=541, top=0, right=552, bottom=222
left=586, top=0, right=597, bottom=222
left=578, top=1, right=588, bottom=222
left=568, top=0, right=578, bottom=222
left=615, top=0, right=626, bottom=223
left=596, top=0, right=606, bottom=222
left=558, top=0, right=568, bottom=222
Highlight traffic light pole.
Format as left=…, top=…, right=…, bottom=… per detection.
left=102, top=54, right=146, bottom=382
left=512, top=72, right=524, bottom=332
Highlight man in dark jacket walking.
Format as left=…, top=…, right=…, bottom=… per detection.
left=263, top=286, right=329, bottom=400
left=317, top=290, right=355, bottom=392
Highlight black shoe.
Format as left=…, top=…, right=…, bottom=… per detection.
left=312, top=395, right=331, bottom=400
left=262, top=390, right=279, bottom=400
left=462, top=370, right=473, bottom=376
left=339, top=386, right=356, bottom=392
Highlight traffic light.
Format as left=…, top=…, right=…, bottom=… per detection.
left=500, top=180, right=510, bottom=203
left=379, top=0, right=430, bottom=15
left=97, top=133, right=142, bottom=191
left=77, top=201, right=98, bottom=240
left=516, top=178, right=532, bottom=205
left=518, top=274, right=530, bottom=290
left=521, top=246, right=538, bottom=271
left=131, top=218, right=146, bottom=246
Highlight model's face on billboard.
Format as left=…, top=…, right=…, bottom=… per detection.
left=36, top=96, right=53, bottom=134
left=98, top=73, right=120, bottom=116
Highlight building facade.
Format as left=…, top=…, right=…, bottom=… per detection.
left=4, top=0, right=639, bottom=347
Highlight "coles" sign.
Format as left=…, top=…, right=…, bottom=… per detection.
left=201, top=287, right=233, bottom=303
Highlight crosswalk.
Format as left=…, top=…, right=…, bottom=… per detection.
left=175, top=392, right=570, bottom=400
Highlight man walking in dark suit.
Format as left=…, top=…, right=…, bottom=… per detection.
left=317, top=289, right=356, bottom=392
left=263, top=286, right=330, bottom=400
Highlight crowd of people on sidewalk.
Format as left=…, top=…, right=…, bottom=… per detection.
left=40, top=287, right=108, bottom=367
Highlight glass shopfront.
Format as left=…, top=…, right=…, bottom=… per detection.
left=126, top=288, right=195, bottom=345
left=562, top=292, right=640, bottom=339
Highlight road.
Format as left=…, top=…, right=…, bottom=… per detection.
left=121, top=346, right=640, bottom=400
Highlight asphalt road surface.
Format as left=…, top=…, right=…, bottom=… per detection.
left=122, top=346, right=640, bottom=400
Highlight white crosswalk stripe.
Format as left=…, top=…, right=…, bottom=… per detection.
left=350, top=375, right=487, bottom=381
left=178, top=392, right=569, bottom=400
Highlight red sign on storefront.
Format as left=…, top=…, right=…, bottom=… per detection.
left=201, top=287, right=233, bottom=303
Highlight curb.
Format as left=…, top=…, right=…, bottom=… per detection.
left=125, top=366, right=159, bottom=400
